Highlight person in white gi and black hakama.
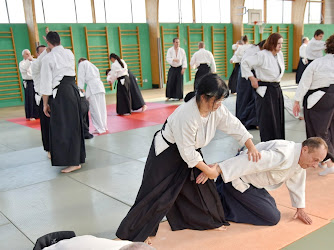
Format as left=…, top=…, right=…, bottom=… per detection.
left=40, top=31, right=85, bottom=173
left=166, top=38, right=187, bottom=101
left=31, top=45, right=51, bottom=158
left=295, top=37, right=309, bottom=84
left=78, top=58, right=108, bottom=134
left=214, top=137, right=327, bottom=226
left=241, top=33, right=285, bottom=142
left=190, top=41, right=216, bottom=90
left=116, top=73, right=261, bottom=244
left=305, top=29, right=325, bottom=66
left=293, top=34, right=334, bottom=176
left=19, top=49, right=39, bottom=120
left=236, top=40, right=266, bottom=129
left=108, top=53, right=131, bottom=115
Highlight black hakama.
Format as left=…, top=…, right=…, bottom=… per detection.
left=116, top=130, right=229, bottom=242
left=255, top=81, right=285, bottom=142
left=236, top=70, right=258, bottom=129
left=128, top=70, right=145, bottom=111
left=216, top=176, right=280, bottom=226
left=80, top=96, right=93, bottom=139
left=23, top=80, right=39, bottom=119
left=194, top=64, right=211, bottom=90
left=49, top=76, right=86, bottom=166
left=295, top=58, right=308, bottom=84
left=39, top=97, right=52, bottom=152
left=116, top=75, right=132, bottom=115
left=228, top=63, right=240, bottom=94
left=303, top=85, right=334, bottom=162
left=166, top=66, right=183, bottom=99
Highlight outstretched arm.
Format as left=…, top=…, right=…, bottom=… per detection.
left=294, top=208, right=312, bottom=225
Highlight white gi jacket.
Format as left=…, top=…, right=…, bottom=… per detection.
left=306, top=38, right=325, bottom=60
left=107, top=59, right=128, bottom=84
left=166, top=47, right=187, bottom=68
left=230, top=44, right=252, bottom=63
left=299, top=43, right=308, bottom=65
left=294, top=54, right=334, bottom=109
left=241, top=49, right=285, bottom=97
left=40, top=45, right=76, bottom=98
left=19, top=58, right=34, bottom=80
left=31, top=50, right=47, bottom=105
left=77, top=60, right=105, bottom=98
left=155, top=97, right=253, bottom=168
left=190, top=48, right=216, bottom=72
left=219, top=140, right=306, bottom=208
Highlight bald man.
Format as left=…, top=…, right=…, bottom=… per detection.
left=190, top=41, right=216, bottom=90
left=19, top=49, right=39, bottom=120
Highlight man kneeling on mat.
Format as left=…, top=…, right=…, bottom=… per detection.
left=197, top=137, right=327, bottom=226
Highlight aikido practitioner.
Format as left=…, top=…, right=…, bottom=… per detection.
left=293, top=34, right=334, bottom=176
left=306, top=29, right=325, bottom=65
left=19, top=49, right=39, bottom=120
left=107, top=53, right=131, bottom=115
left=229, top=36, right=251, bottom=94
left=295, top=37, right=309, bottom=84
left=213, top=137, right=327, bottom=226
left=241, top=33, right=285, bottom=142
left=31, top=45, right=51, bottom=158
left=78, top=58, right=108, bottom=134
left=236, top=40, right=266, bottom=129
left=190, top=41, right=216, bottom=90
left=116, top=73, right=261, bottom=244
left=166, top=38, right=187, bottom=101
left=40, top=31, right=86, bottom=173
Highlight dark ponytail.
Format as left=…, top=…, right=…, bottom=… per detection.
left=109, top=53, right=124, bottom=68
left=195, top=73, right=229, bottom=104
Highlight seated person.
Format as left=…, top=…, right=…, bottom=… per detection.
left=196, top=137, right=327, bottom=226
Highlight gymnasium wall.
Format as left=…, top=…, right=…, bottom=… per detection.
left=304, top=24, right=334, bottom=40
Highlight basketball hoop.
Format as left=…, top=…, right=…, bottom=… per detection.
left=254, top=21, right=266, bottom=34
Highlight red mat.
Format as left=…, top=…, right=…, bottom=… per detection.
left=7, top=102, right=179, bottom=135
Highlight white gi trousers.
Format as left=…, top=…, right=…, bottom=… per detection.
left=87, top=92, right=108, bottom=133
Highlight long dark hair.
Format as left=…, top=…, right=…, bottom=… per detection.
left=109, top=53, right=124, bottom=68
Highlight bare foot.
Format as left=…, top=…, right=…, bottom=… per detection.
left=144, top=237, right=152, bottom=246
left=30, top=118, right=36, bottom=121
left=179, top=98, right=183, bottom=101
left=61, top=165, right=81, bottom=173
left=142, top=105, right=147, bottom=112
left=213, top=225, right=227, bottom=231
left=47, top=151, right=51, bottom=159
left=166, top=98, right=170, bottom=101
left=298, top=116, right=304, bottom=120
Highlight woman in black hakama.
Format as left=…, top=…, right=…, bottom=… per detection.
left=128, top=69, right=146, bottom=111
left=116, top=73, right=260, bottom=243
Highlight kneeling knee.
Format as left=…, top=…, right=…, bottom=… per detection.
left=267, top=210, right=281, bottom=226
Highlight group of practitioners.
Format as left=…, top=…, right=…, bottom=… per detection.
left=19, top=30, right=147, bottom=173
left=19, top=29, right=334, bottom=247
left=116, top=31, right=334, bottom=246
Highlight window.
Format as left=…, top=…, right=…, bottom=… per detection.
left=304, top=0, right=322, bottom=24
left=0, top=0, right=9, bottom=23
left=195, top=0, right=230, bottom=23
left=6, top=0, right=25, bottom=23
left=180, top=0, right=193, bottom=23
left=105, top=0, right=132, bottom=23
left=75, top=0, right=93, bottom=23
left=42, top=0, right=76, bottom=23
left=35, top=0, right=45, bottom=23
left=94, top=0, right=106, bottom=23
left=132, top=0, right=146, bottom=23
left=266, top=0, right=291, bottom=24
left=159, top=0, right=179, bottom=23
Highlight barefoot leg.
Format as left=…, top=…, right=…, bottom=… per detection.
left=61, top=165, right=81, bottom=173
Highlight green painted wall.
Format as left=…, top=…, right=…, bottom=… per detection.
left=243, top=24, right=294, bottom=72
left=0, top=24, right=30, bottom=108
left=160, top=23, right=234, bottom=85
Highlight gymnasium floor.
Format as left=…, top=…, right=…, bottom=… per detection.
left=0, top=73, right=333, bottom=250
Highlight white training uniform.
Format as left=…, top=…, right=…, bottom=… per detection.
left=155, top=97, right=253, bottom=168
left=78, top=60, right=107, bottom=134
left=230, top=44, right=252, bottom=63
left=190, top=48, right=216, bottom=72
left=166, top=47, right=187, bottom=68
left=219, top=140, right=306, bottom=208
left=31, top=50, right=47, bottom=105
left=306, top=37, right=325, bottom=60
left=107, top=59, right=128, bottom=84
left=299, top=43, right=308, bottom=65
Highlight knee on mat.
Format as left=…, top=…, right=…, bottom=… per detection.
left=266, top=210, right=281, bottom=226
